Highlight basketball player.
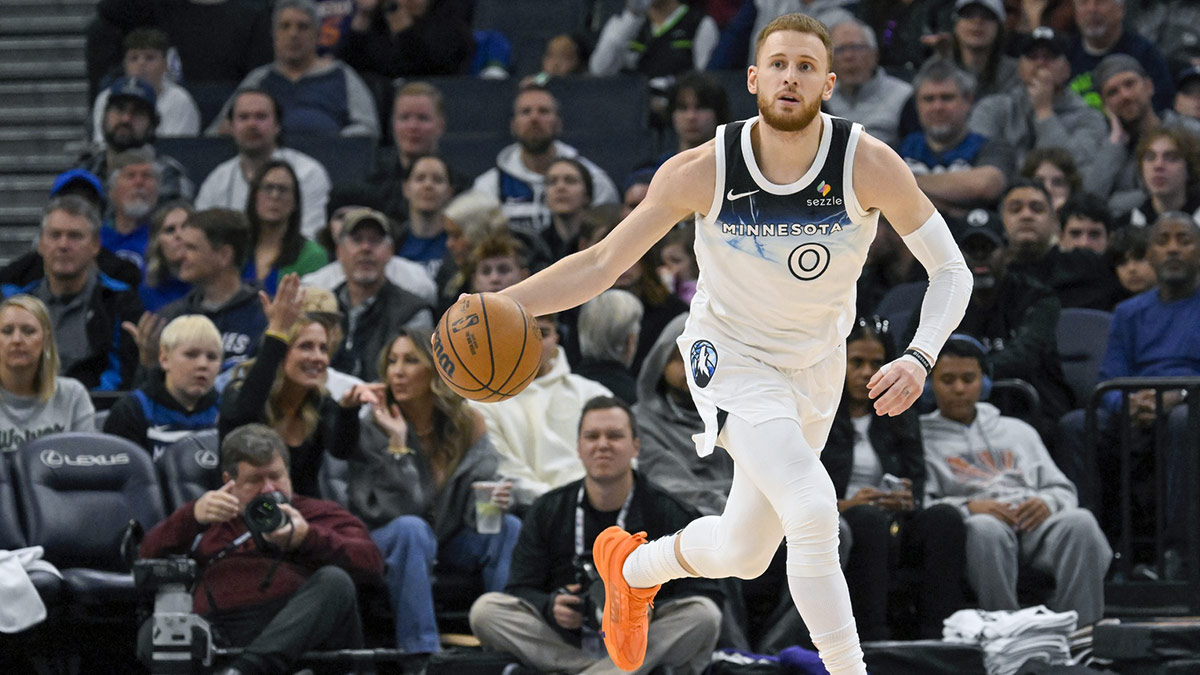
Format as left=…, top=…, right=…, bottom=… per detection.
left=494, top=14, right=972, bottom=675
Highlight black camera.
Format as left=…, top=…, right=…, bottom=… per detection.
left=133, top=557, right=197, bottom=591
left=244, top=491, right=290, bottom=535
left=572, top=556, right=602, bottom=631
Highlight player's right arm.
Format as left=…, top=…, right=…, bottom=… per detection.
left=500, top=142, right=716, bottom=317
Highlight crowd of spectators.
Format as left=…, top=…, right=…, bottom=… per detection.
left=3, top=0, right=1200, bottom=673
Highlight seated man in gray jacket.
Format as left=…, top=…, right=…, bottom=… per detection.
left=921, top=337, right=1112, bottom=626
left=968, top=27, right=1106, bottom=180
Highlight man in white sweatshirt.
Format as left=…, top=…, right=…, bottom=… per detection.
left=472, top=314, right=612, bottom=508
left=921, top=336, right=1112, bottom=626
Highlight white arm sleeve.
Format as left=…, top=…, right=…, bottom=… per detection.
left=899, top=211, right=973, bottom=363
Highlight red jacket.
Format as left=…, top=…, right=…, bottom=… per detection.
left=140, top=494, right=384, bottom=615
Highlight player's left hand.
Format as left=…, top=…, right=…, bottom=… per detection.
left=867, top=357, right=926, bottom=417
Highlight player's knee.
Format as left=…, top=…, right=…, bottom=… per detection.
left=778, top=491, right=840, bottom=544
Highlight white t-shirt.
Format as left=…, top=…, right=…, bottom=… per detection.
left=844, top=414, right=882, bottom=499
left=194, top=147, right=332, bottom=239
left=92, top=79, right=201, bottom=143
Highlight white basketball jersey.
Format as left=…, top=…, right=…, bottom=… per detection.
left=687, top=113, right=879, bottom=371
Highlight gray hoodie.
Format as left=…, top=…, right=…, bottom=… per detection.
left=920, top=402, right=1077, bottom=517
left=632, top=314, right=735, bottom=516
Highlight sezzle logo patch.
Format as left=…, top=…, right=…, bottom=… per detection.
left=807, top=180, right=842, bottom=206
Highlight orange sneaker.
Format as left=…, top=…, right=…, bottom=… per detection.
left=594, top=526, right=661, bottom=671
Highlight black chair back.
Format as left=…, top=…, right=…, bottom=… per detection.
left=155, top=429, right=222, bottom=513
left=12, top=433, right=164, bottom=570
left=0, top=454, right=26, bottom=550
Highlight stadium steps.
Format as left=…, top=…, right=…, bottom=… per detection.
left=0, top=0, right=96, bottom=266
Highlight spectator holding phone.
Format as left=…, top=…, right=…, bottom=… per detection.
left=819, top=316, right=969, bottom=639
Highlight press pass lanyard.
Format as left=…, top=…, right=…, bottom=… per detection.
left=575, top=484, right=634, bottom=557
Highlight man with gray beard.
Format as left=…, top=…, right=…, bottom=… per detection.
left=100, top=148, right=159, bottom=275
left=899, top=58, right=1015, bottom=219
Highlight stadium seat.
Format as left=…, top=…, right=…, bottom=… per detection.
left=184, top=80, right=239, bottom=130
left=155, top=136, right=236, bottom=189
left=424, top=76, right=516, bottom=135
left=562, top=128, right=657, bottom=189
left=0, top=454, right=27, bottom=552
left=440, top=131, right=512, bottom=184
left=12, top=433, right=165, bottom=608
left=288, top=133, right=378, bottom=188
left=155, top=429, right=221, bottom=513
left=1056, top=307, right=1113, bottom=407
left=318, top=453, right=350, bottom=507
left=472, top=0, right=589, bottom=77
left=546, top=75, right=649, bottom=132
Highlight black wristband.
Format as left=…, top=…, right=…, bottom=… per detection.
left=903, top=348, right=933, bottom=376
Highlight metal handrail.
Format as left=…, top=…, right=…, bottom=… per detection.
left=1085, top=377, right=1200, bottom=611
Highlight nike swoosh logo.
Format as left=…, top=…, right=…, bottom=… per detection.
left=727, top=189, right=759, bottom=201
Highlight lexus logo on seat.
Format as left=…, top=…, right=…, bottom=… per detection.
left=195, top=449, right=219, bottom=469
left=39, top=449, right=131, bottom=468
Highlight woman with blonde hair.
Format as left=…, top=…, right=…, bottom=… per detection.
left=332, top=327, right=518, bottom=656
left=0, top=294, right=94, bottom=452
left=219, top=273, right=378, bottom=496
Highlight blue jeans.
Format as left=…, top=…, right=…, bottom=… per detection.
left=370, top=514, right=521, bottom=653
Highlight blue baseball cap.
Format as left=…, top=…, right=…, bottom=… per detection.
left=49, top=168, right=105, bottom=203
left=107, top=76, right=157, bottom=112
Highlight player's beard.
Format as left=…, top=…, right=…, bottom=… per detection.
left=757, top=90, right=822, bottom=133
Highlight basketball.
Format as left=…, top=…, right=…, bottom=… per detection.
left=433, top=293, right=543, bottom=403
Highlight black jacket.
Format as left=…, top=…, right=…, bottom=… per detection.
left=4, top=270, right=142, bottom=391
left=103, top=370, right=220, bottom=459
left=821, top=398, right=927, bottom=504
left=904, top=270, right=1075, bottom=422
left=505, top=472, right=722, bottom=635
left=331, top=281, right=432, bottom=382
left=219, top=336, right=360, bottom=498
left=1006, top=246, right=1123, bottom=312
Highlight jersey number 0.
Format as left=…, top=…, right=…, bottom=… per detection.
left=788, top=243, right=831, bottom=281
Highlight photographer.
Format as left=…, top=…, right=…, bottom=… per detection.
left=139, top=424, right=384, bottom=675
left=469, top=396, right=722, bottom=675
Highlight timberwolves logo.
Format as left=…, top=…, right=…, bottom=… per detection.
left=690, top=340, right=718, bottom=388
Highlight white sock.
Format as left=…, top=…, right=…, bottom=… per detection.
left=621, top=533, right=693, bottom=588
left=810, top=621, right=867, bottom=675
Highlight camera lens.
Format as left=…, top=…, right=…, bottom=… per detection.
left=245, top=491, right=288, bottom=534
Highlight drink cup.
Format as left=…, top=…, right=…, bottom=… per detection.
left=473, top=481, right=503, bottom=534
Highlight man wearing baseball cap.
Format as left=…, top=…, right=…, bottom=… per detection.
left=329, top=208, right=432, bottom=382
left=1066, top=0, right=1174, bottom=114
left=75, top=76, right=194, bottom=204
left=969, top=27, right=1106, bottom=174
left=0, top=169, right=141, bottom=291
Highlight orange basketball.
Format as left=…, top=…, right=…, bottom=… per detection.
left=432, top=293, right=543, bottom=402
